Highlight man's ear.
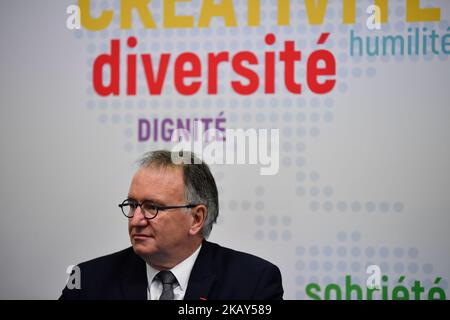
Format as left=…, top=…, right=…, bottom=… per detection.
left=189, top=205, right=207, bottom=236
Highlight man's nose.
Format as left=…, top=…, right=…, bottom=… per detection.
left=129, top=207, right=148, bottom=226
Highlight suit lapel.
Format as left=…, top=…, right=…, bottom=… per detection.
left=184, top=241, right=216, bottom=300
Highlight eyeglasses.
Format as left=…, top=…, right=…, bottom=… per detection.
left=118, top=199, right=200, bottom=220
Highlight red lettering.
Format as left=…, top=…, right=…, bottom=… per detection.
left=231, top=52, right=259, bottom=95
left=307, top=49, right=336, bottom=94
left=126, top=37, right=138, bottom=95
left=280, top=40, right=301, bottom=94
left=207, top=52, right=229, bottom=94
left=91, top=34, right=337, bottom=97
left=264, top=33, right=276, bottom=94
left=93, top=39, right=120, bottom=96
left=141, top=53, right=171, bottom=95
left=174, top=53, right=202, bottom=95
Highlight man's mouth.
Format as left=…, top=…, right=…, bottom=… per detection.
left=132, top=233, right=152, bottom=240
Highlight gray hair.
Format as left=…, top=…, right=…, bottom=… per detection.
left=138, top=150, right=219, bottom=238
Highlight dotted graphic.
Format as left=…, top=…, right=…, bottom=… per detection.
left=294, top=231, right=448, bottom=300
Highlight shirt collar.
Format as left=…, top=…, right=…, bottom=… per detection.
left=146, top=244, right=202, bottom=291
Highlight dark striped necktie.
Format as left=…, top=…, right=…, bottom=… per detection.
left=156, top=271, right=177, bottom=300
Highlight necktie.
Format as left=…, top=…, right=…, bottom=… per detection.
left=156, top=271, right=177, bottom=300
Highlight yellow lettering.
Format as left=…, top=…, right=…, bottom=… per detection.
left=277, top=0, right=290, bottom=26
left=406, top=0, right=440, bottom=22
left=248, top=0, right=260, bottom=27
left=343, top=0, right=356, bottom=24
left=198, top=0, right=237, bottom=28
left=121, top=0, right=156, bottom=29
left=79, top=0, right=113, bottom=31
left=305, top=0, right=328, bottom=25
left=164, top=0, right=194, bottom=28
left=375, top=0, right=388, bottom=23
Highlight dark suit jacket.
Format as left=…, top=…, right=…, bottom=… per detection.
left=60, top=240, right=283, bottom=300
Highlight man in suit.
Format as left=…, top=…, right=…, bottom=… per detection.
left=60, top=150, right=283, bottom=300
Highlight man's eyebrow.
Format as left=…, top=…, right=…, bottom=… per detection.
left=127, top=195, right=166, bottom=206
left=147, top=198, right=166, bottom=206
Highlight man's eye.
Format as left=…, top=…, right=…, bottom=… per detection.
left=142, top=203, right=156, bottom=211
left=127, top=201, right=138, bottom=208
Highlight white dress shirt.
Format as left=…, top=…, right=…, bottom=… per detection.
left=146, top=245, right=202, bottom=300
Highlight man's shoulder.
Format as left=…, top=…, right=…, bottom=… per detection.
left=204, top=241, right=278, bottom=270
left=77, top=247, right=140, bottom=273
left=60, top=247, right=145, bottom=300
left=198, top=241, right=283, bottom=299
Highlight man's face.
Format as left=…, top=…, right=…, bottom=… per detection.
left=127, top=165, right=193, bottom=263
